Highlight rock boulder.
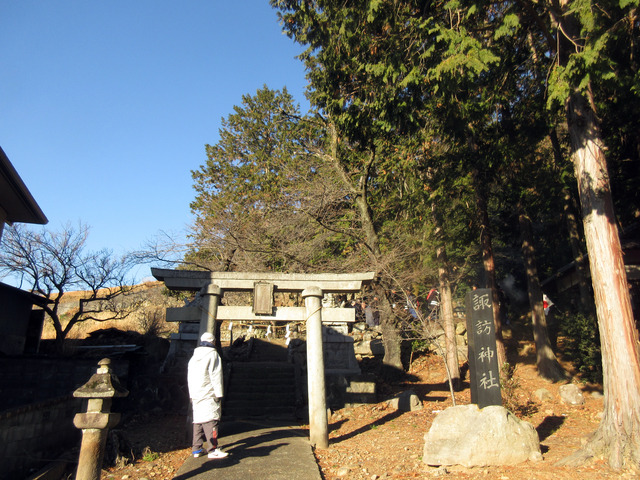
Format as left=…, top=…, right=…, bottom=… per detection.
left=559, top=384, right=585, bottom=405
left=423, top=404, right=542, bottom=467
left=386, top=390, right=423, bottom=412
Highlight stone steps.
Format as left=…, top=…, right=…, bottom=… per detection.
left=223, top=361, right=298, bottom=419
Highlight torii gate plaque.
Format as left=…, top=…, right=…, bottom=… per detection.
left=152, top=268, right=375, bottom=448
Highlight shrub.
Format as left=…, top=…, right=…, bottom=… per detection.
left=500, top=362, right=537, bottom=417
left=558, top=310, right=602, bottom=384
left=139, top=307, right=169, bottom=337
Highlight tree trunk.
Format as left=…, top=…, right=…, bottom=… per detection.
left=430, top=200, right=461, bottom=389
left=53, top=333, right=66, bottom=355
left=518, top=212, right=568, bottom=381
left=559, top=91, right=640, bottom=468
left=326, top=121, right=382, bottom=259
left=48, top=301, right=68, bottom=355
left=325, top=122, right=401, bottom=370
left=561, top=187, right=592, bottom=310
left=471, top=168, right=507, bottom=367
left=215, top=250, right=236, bottom=352
left=437, top=245, right=461, bottom=390
left=379, top=292, right=404, bottom=374
left=549, top=128, right=592, bottom=311
left=537, top=2, right=640, bottom=464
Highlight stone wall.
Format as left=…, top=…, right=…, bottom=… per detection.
left=0, top=356, right=128, bottom=411
left=0, top=396, right=82, bottom=479
left=0, top=356, right=132, bottom=478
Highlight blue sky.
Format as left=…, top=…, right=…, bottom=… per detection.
left=1, top=1, right=308, bottom=282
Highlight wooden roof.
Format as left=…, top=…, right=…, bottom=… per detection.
left=0, top=146, right=48, bottom=225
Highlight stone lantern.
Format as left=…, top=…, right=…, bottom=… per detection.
left=73, top=358, right=129, bottom=480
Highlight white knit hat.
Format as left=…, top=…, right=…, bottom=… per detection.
left=200, top=332, right=214, bottom=343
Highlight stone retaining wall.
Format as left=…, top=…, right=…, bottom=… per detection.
left=0, top=396, right=82, bottom=479
left=0, top=357, right=129, bottom=411
left=0, top=356, right=132, bottom=478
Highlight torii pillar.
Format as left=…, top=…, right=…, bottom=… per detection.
left=199, top=284, right=221, bottom=338
left=303, top=286, right=329, bottom=449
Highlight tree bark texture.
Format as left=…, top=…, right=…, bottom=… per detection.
left=518, top=212, right=568, bottom=381
left=562, top=90, right=640, bottom=468
left=437, top=245, right=461, bottom=390
left=561, top=187, right=592, bottom=310
left=324, top=121, right=402, bottom=370
left=549, top=128, right=592, bottom=311
left=379, top=294, right=404, bottom=372
left=472, top=168, right=507, bottom=367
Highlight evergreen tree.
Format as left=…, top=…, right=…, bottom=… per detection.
left=190, top=86, right=353, bottom=272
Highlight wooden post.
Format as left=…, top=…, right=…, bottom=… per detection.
left=200, top=284, right=221, bottom=338
left=302, top=286, right=329, bottom=448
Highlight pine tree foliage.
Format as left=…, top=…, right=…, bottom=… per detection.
left=189, top=86, right=388, bottom=273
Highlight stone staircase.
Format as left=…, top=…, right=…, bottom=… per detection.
left=223, top=361, right=298, bottom=419
left=223, top=338, right=299, bottom=420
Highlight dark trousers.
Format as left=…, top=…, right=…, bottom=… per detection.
left=192, top=419, right=220, bottom=452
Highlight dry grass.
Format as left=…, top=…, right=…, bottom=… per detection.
left=40, top=281, right=181, bottom=340
left=41, top=315, right=178, bottom=340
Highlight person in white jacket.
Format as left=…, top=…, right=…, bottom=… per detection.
left=187, top=332, right=228, bottom=459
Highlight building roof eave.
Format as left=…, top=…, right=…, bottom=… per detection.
left=0, top=146, right=48, bottom=225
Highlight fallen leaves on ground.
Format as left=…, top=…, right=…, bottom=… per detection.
left=103, top=347, right=636, bottom=480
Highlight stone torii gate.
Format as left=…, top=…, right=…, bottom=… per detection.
left=152, top=268, right=375, bottom=448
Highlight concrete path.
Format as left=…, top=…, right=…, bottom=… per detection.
left=171, top=420, right=322, bottom=480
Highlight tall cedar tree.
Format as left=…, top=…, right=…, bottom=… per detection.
left=190, top=86, right=357, bottom=273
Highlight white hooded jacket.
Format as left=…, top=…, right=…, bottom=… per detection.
left=187, top=345, right=224, bottom=423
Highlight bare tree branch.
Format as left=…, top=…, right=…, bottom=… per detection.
left=0, top=222, right=137, bottom=352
